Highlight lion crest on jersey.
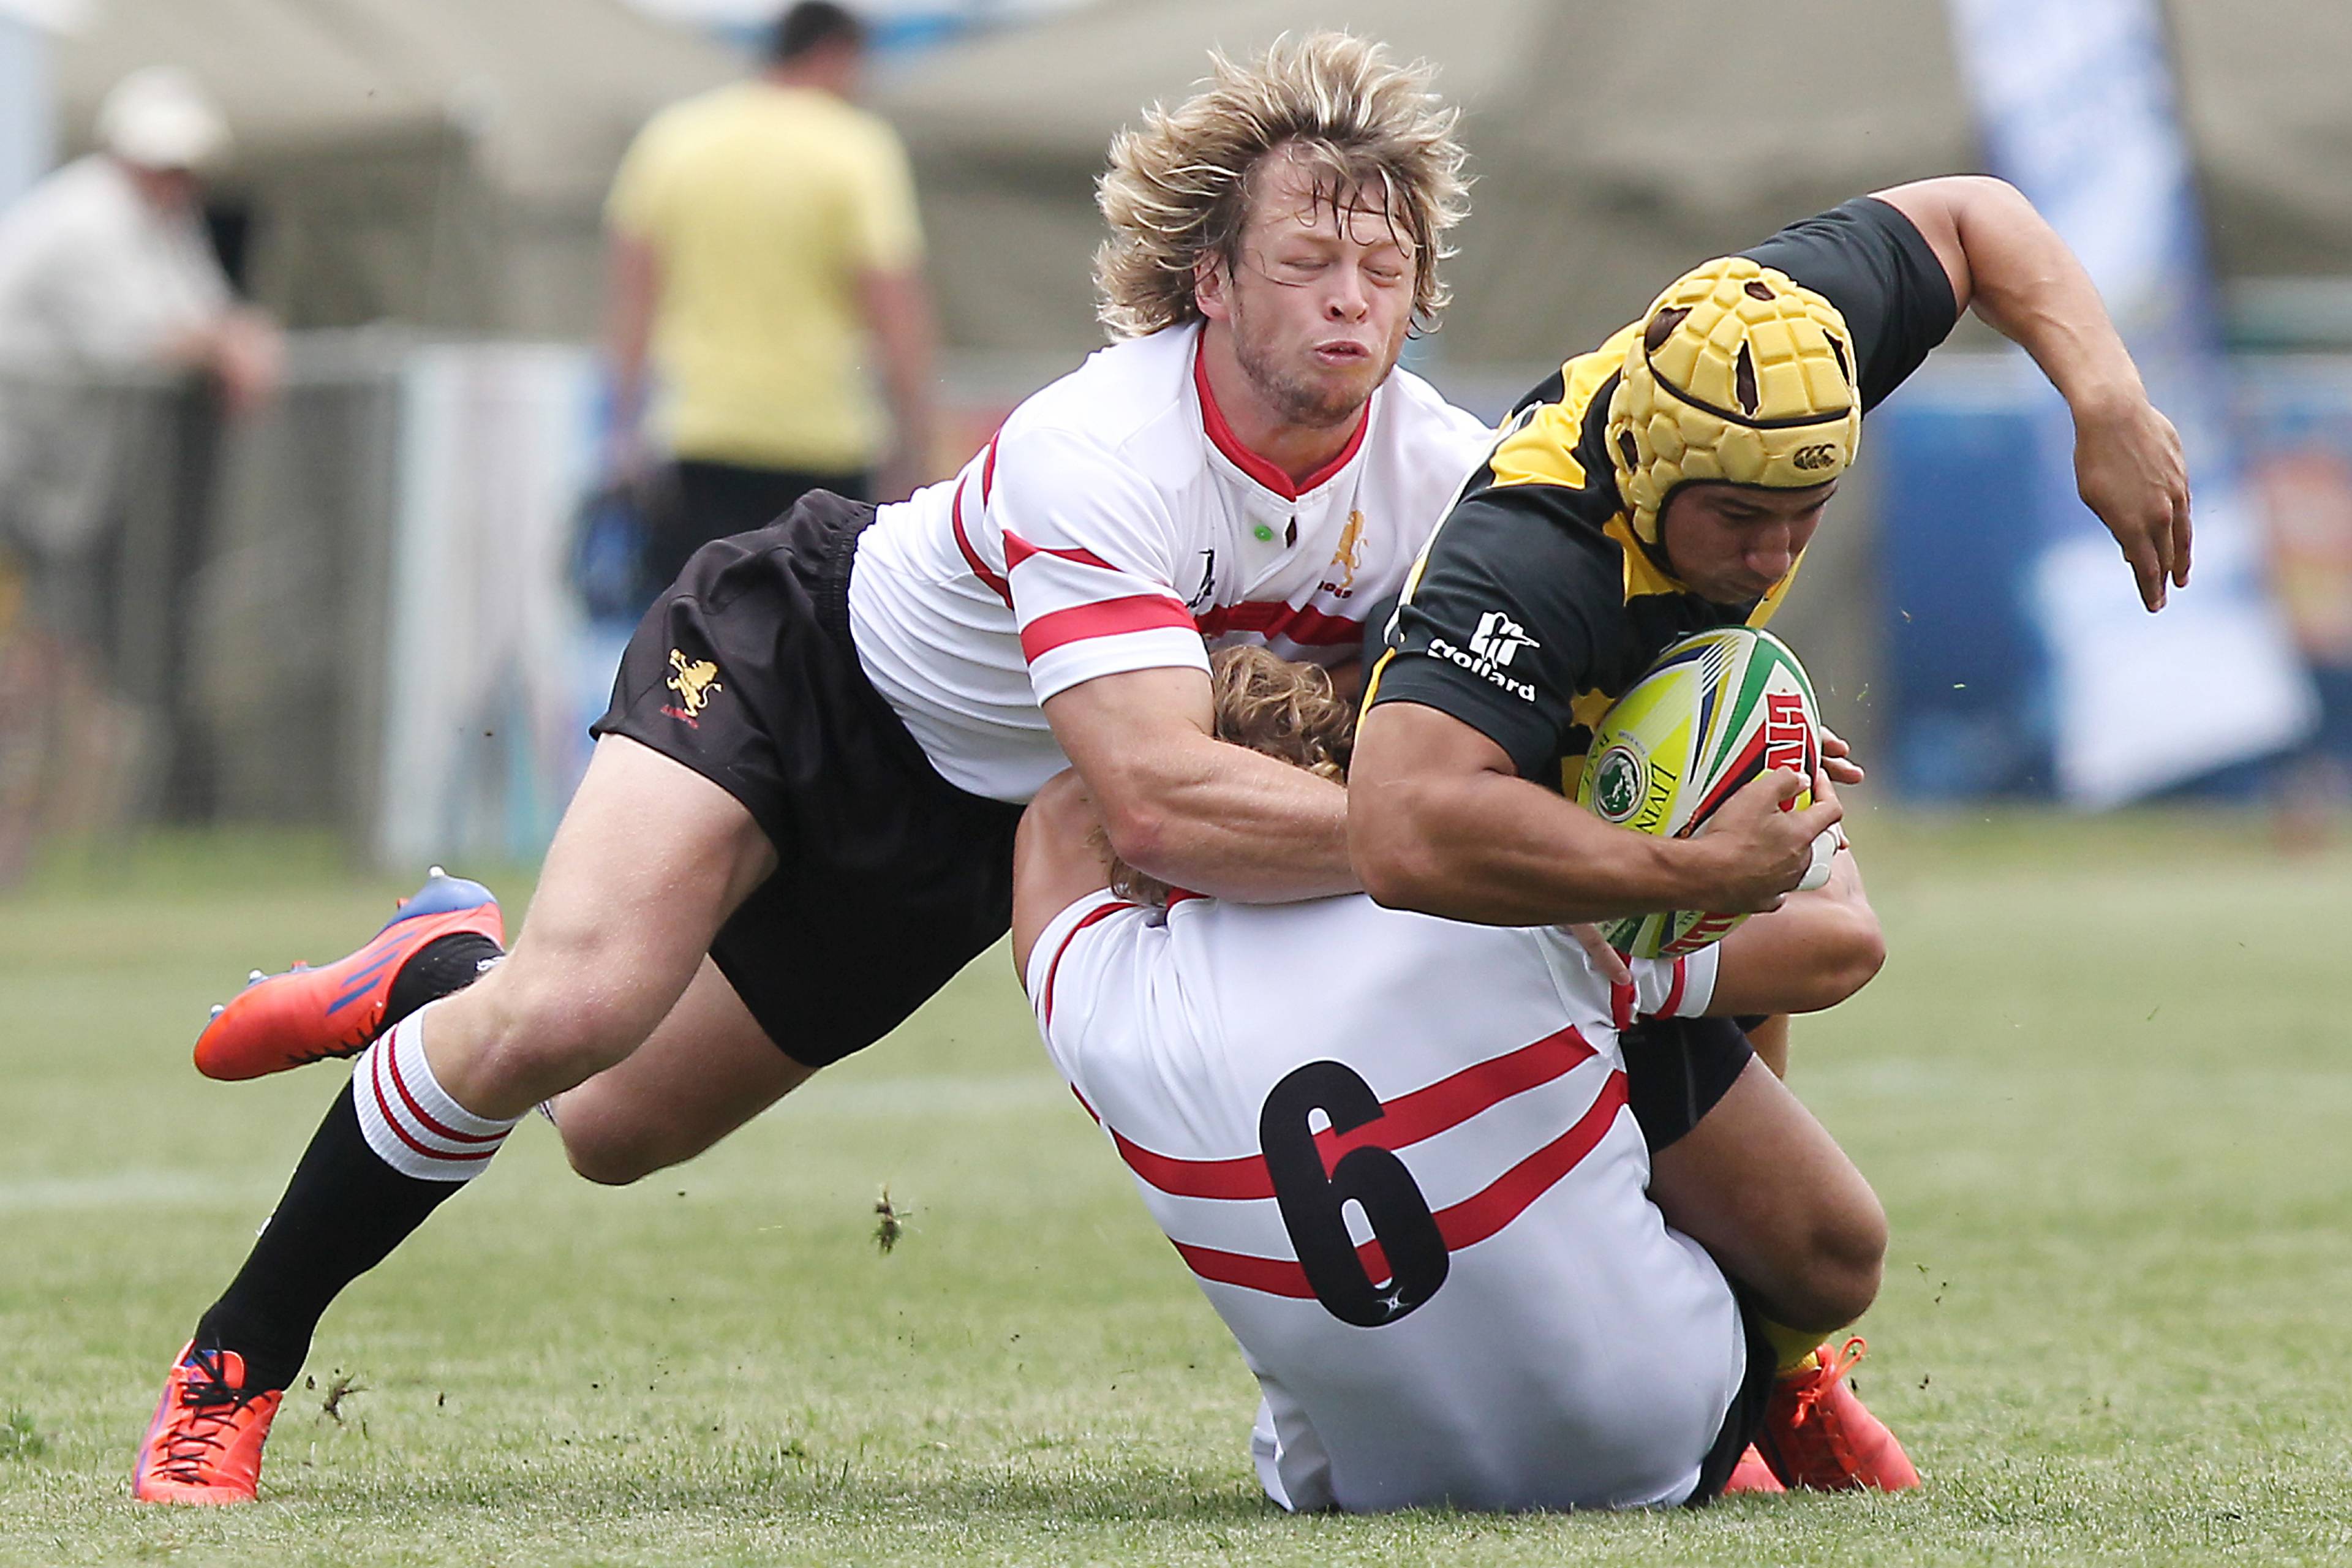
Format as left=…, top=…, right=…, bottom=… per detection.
left=1322, top=510, right=1368, bottom=597
left=665, top=649, right=723, bottom=717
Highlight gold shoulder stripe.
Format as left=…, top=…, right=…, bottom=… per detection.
left=1604, top=513, right=1682, bottom=603
left=1749, top=549, right=1807, bottom=627
left=1485, top=321, right=1646, bottom=493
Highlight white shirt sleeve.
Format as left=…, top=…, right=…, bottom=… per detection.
left=987, top=424, right=1211, bottom=705
left=1629, top=945, right=1719, bottom=1020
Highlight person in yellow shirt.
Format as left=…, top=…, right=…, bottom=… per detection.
left=604, top=1, right=938, bottom=599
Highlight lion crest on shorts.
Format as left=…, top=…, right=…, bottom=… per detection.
left=665, top=649, right=723, bottom=717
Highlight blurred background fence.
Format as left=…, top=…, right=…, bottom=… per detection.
left=4, top=0, right=2352, bottom=875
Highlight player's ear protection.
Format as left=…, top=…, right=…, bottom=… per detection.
left=1605, top=257, right=1861, bottom=550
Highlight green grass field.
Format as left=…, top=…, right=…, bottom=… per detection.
left=4, top=810, right=2351, bottom=1566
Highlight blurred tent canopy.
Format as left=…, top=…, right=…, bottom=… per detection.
left=53, top=0, right=739, bottom=336
left=874, top=0, right=2352, bottom=364
left=40, top=0, right=2352, bottom=353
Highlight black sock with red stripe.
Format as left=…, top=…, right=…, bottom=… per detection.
left=192, top=1090, right=457, bottom=1392
left=190, top=1017, right=518, bottom=1392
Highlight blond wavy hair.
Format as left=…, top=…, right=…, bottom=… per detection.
left=1104, top=646, right=1356, bottom=906
left=1094, top=32, right=1469, bottom=341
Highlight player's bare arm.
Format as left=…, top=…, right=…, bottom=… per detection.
left=1046, top=665, right=1355, bottom=903
left=1008, top=769, right=1115, bottom=974
left=1705, top=845, right=1884, bottom=1019
left=1874, top=175, right=2192, bottom=611
left=1350, top=699, right=1838, bottom=925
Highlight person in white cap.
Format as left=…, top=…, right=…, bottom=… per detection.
left=0, top=66, right=281, bottom=873
left=0, top=65, right=279, bottom=415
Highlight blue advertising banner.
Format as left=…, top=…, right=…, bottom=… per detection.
left=1944, top=0, right=2313, bottom=804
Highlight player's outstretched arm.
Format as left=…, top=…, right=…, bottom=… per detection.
left=1009, top=770, right=1118, bottom=976
left=1874, top=175, right=2192, bottom=612
left=1349, top=701, right=1839, bottom=926
left=1705, top=843, right=1885, bottom=1017
left=1044, top=666, right=1358, bottom=904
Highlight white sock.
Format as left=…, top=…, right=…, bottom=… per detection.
left=351, top=1006, right=522, bottom=1183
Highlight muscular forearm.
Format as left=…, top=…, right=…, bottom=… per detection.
left=1946, top=178, right=2144, bottom=418
left=1350, top=765, right=1706, bottom=925
left=1103, top=733, right=1355, bottom=902
left=1880, top=175, right=2190, bottom=608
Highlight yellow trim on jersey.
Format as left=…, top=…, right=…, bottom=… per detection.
left=1604, top=514, right=1680, bottom=603
left=1751, top=548, right=1806, bottom=626
left=1361, top=646, right=1398, bottom=708
left=1485, top=322, right=1645, bottom=492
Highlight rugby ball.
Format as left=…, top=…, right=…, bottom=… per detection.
left=1574, top=626, right=1826, bottom=958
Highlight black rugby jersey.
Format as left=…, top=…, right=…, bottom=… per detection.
left=1366, top=197, right=1959, bottom=790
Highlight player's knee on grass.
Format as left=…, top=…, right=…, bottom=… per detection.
left=1774, top=1178, right=1888, bottom=1333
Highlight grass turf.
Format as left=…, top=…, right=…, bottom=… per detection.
left=3, top=809, right=2351, bottom=1565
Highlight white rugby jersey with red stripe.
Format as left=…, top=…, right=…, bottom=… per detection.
left=848, top=323, right=1494, bottom=801
left=1025, top=888, right=1744, bottom=1513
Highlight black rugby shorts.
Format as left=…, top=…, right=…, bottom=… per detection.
left=1622, top=1014, right=1756, bottom=1152
left=592, top=491, right=1024, bottom=1068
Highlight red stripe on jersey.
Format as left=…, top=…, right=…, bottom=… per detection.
left=981, top=433, right=1000, bottom=504
left=1115, top=1131, right=1271, bottom=1200
left=1610, top=979, right=1637, bottom=1033
left=1166, top=1071, right=1630, bottom=1301
left=1193, top=341, right=1368, bottom=500
left=1332, top=1024, right=1597, bottom=1159
left=1430, top=1068, right=1628, bottom=1253
left=1038, top=899, right=1135, bottom=1027
left=368, top=1052, right=497, bottom=1164
left=1660, top=957, right=1687, bottom=1019
left=1110, top=1023, right=1598, bottom=1200
left=1002, top=529, right=1121, bottom=575
left=1195, top=600, right=1365, bottom=649
left=1172, top=1238, right=1318, bottom=1298
left=949, top=476, right=1012, bottom=606
left=1019, top=595, right=1199, bottom=663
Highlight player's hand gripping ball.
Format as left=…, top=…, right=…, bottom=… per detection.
left=1574, top=626, right=1835, bottom=958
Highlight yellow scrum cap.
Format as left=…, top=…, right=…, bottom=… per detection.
left=1605, top=256, right=1861, bottom=549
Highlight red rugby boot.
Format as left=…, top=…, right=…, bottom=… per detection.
left=1721, top=1444, right=1786, bottom=1495
left=193, top=867, right=503, bottom=1081
left=1755, top=1336, right=1920, bottom=1491
left=130, top=1343, right=284, bottom=1504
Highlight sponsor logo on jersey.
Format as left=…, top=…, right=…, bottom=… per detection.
left=1468, top=611, right=1539, bottom=667
left=662, top=649, right=723, bottom=727
left=1427, top=626, right=1539, bottom=702
left=1319, top=510, right=1367, bottom=598
left=1792, top=443, right=1841, bottom=471
left=1590, top=745, right=1645, bottom=823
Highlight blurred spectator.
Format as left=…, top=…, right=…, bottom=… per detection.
left=0, top=66, right=281, bottom=876
left=0, top=65, right=280, bottom=614
left=604, top=1, right=938, bottom=602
